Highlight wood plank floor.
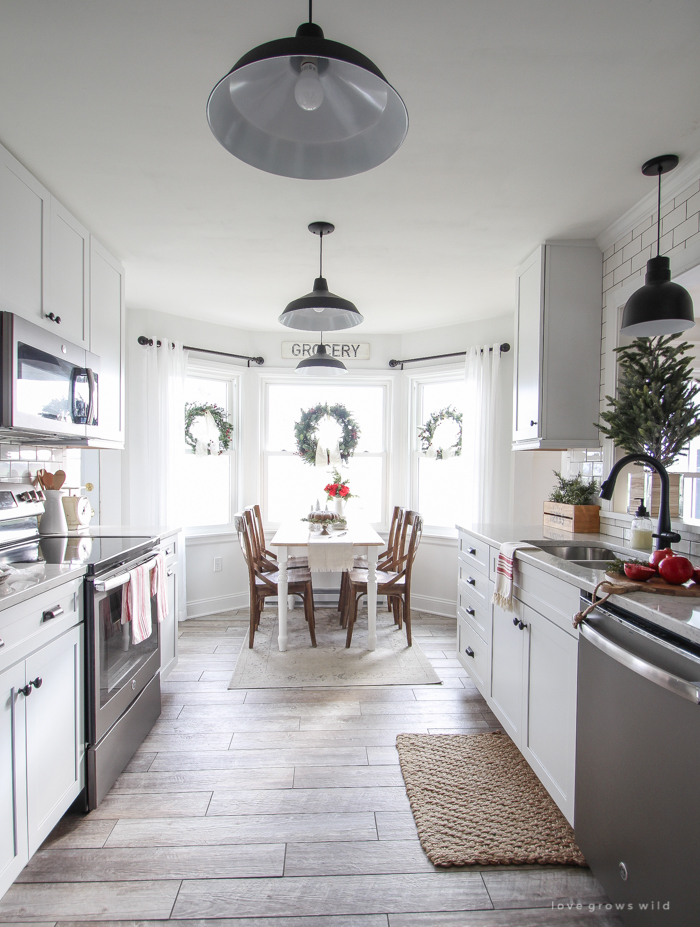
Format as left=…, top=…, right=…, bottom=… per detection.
left=0, top=610, right=622, bottom=926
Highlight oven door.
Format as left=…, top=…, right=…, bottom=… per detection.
left=87, top=557, right=161, bottom=745
left=1, top=311, right=89, bottom=438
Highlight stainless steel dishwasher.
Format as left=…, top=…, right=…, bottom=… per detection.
left=575, top=597, right=700, bottom=926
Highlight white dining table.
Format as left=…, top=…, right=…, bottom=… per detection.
left=269, top=520, right=384, bottom=652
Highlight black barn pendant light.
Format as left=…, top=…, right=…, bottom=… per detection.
left=620, top=155, right=695, bottom=337
left=206, top=1, right=408, bottom=180
left=295, top=332, right=348, bottom=376
left=280, top=222, right=363, bottom=332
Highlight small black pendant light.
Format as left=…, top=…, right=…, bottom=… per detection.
left=295, top=331, right=348, bottom=376
left=280, top=222, right=363, bottom=332
left=207, top=1, right=408, bottom=180
left=620, top=154, right=695, bottom=337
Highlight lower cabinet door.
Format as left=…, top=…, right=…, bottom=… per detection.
left=0, top=663, right=28, bottom=899
left=25, top=625, right=84, bottom=855
left=160, top=561, right=178, bottom=680
left=522, top=603, right=578, bottom=824
left=457, top=615, right=490, bottom=694
left=490, top=601, right=526, bottom=746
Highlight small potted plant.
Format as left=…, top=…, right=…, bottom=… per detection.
left=544, top=471, right=600, bottom=533
left=598, top=336, right=700, bottom=516
left=324, top=469, right=356, bottom=516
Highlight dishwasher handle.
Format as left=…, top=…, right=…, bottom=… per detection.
left=579, top=619, right=700, bottom=704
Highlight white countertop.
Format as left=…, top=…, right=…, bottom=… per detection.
left=457, top=523, right=700, bottom=648
left=0, top=562, right=87, bottom=612
left=57, top=525, right=181, bottom=542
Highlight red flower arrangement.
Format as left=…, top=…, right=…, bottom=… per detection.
left=324, top=469, right=356, bottom=502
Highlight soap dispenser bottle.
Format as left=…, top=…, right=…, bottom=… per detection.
left=630, top=499, right=653, bottom=551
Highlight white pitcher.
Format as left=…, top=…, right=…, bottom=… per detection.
left=39, top=489, right=68, bottom=535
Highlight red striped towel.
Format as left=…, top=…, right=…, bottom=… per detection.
left=121, top=561, right=153, bottom=645
left=492, top=542, right=537, bottom=612
left=152, top=552, right=167, bottom=625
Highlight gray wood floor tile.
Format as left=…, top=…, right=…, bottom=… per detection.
left=375, top=812, right=419, bottom=840
left=0, top=880, right=180, bottom=921
left=229, top=731, right=411, bottom=749
left=140, top=732, right=233, bottom=752
left=214, top=642, right=243, bottom=653
left=165, top=670, right=203, bottom=682
left=172, top=872, right=491, bottom=918
left=284, top=839, right=436, bottom=876
left=367, top=747, right=400, bottom=765
left=105, top=812, right=378, bottom=847
left=412, top=689, right=486, bottom=703
left=113, top=767, right=295, bottom=793
left=435, top=678, right=468, bottom=689
left=482, top=870, right=609, bottom=909
left=293, top=766, right=406, bottom=789
left=17, top=843, right=285, bottom=882
left=122, top=752, right=156, bottom=773
left=389, top=909, right=623, bottom=926
left=157, top=703, right=184, bottom=719
left=301, top=714, right=478, bottom=731
left=201, top=670, right=237, bottom=680
left=56, top=917, right=389, bottom=927
left=89, top=790, right=212, bottom=819
left=208, top=787, right=410, bottom=816
left=179, top=701, right=364, bottom=718
left=151, top=746, right=368, bottom=771
left=153, top=717, right=302, bottom=734
left=358, top=702, right=484, bottom=716
left=435, top=667, right=469, bottom=678
left=244, top=688, right=417, bottom=704
left=177, top=640, right=221, bottom=653
left=41, top=816, right=117, bottom=850
left=161, top=679, right=233, bottom=693
left=427, top=726, right=501, bottom=735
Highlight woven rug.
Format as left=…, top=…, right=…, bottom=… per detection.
left=228, top=606, right=441, bottom=689
left=396, top=732, right=586, bottom=867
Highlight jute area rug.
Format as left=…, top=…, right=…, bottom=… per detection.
left=397, top=732, right=586, bottom=867
left=229, top=606, right=441, bottom=689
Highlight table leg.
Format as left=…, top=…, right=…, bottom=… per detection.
left=278, top=545, right=288, bottom=652
left=367, top=546, right=378, bottom=651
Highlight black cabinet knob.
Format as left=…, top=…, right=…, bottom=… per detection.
left=19, top=684, right=32, bottom=697
left=513, top=616, right=519, bottom=626
left=31, top=677, right=43, bottom=689
left=46, top=312, right=61, bottom=324
left=465, top=646, right=475, bottom=657
left=530, top=420, right=537, bottom=426
left=518, top=621, right=527, bottom=631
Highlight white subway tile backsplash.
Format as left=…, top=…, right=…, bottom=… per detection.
left=662, top=202, right=687, bottom=235
left=603, top=245, right=615, bottom=262
left=641, top=224, right=658, bottom=251
left=673, top=212, right=699, bottom=247
left=604, top=250, right=624, bottom=274
left=675, top=180, right=700, bottom=208
left=622, top=236, right=642, bottom=263
left=0, top=445, right=20, bottom=460
left=613, top=259, right=632, bottom=285
left=633, top=215, right=653, bottom=239
left=686, top=190, right=700, bottom=219
left=631, top=245, right=651, bottom=274
left=19, top=447, right=36, bottom=461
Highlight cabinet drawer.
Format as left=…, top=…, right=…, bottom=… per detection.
left=161, top=536, right=177, bottom=560
left=457, top=597, right=492, bottom=646
left=0, top=579, right=82, bottom=674
left=458, top=533, right=489, bottom=576
left=457, top=616, right=490, bottom=693
left=457, top=567, right=490, bottom=608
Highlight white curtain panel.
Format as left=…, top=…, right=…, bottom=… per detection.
left=462, top=343, right=501, bottom=525
left=127, top=340, right=186, bottom=528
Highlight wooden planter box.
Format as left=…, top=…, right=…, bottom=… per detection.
left=543, top=502, right=600, bottom=533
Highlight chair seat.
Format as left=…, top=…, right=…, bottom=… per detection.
left=256, top=568, right=312, bottom=587
left=348, top=568, right=405, bottom=590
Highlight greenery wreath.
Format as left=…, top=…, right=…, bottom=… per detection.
left=184, top=402, right=233, bottom=455
left=294, top=403, right=360, bottom=466
left=417, top=405, right=463, bottom=459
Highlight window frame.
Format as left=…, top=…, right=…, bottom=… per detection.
left=260, top=371, right=393, bottom=532
left=182, top=357, right=241, bottom=538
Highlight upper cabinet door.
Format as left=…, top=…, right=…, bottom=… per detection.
left=513, top=246, right=543, bottom=444
left=48, top=198, right=89, bottom=347
left=90, top=237, right=125, bottom=446
left=0, top=145, right=49, bottom=324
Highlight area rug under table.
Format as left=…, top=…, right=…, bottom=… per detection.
left=228, top=607, right=441, bottom=688
left=396, top=732, right=586, bottom=867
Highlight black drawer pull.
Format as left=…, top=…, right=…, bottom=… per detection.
left=518, top=621, right=527, bottom=631
left=19, top=677, right=42, bottom=697
left=466, top=576, right=476, bottom=586
left=46, top=312, right=61, bottom=324
left=43, top=605, right=64, bottom=622
left=465, top=646, right=475, bottom=657
left=465, top=607, right=475, bottom=616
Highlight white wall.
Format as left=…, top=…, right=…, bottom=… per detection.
left=123, top=306, right=519, bottom=617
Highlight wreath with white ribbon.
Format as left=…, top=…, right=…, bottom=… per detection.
left=418, top=406, right=463, bottom=459
left=294, top=403, right=360, bottom=467
left=185, top=402, right=233, bottom=456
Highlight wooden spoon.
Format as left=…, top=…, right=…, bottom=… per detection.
left=42, top=471, right=54, bottom=490
left=53, top=470, right=66, bottom=490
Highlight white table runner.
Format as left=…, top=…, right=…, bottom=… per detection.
left=307, top=533, right=354, bottom=573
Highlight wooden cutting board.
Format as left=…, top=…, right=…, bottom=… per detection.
left=605, top=572, right=700, bottom=598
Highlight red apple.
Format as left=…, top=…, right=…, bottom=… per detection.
left=624, top=563, right=656, bottom=582
left=649, top=548, right=675, bottom=571
left=658, top=556, right=694, bottom=585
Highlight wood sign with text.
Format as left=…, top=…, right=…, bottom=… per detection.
left=282, top=342, right=370, bottom=360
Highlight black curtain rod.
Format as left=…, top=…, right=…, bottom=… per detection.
left=137, top=336, right=264, bottom=366
left=388, top=343, right=510, bottom=370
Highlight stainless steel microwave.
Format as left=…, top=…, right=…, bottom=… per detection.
left=0, top=312, right=99, bottom=441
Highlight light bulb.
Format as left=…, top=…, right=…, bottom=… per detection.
left=294, top=62, right=324, bottom=111
left=313, top=307, right=324, bottom=312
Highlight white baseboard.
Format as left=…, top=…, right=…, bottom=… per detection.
left=185, top=592, right=248, bottom=619
left=411, top=594, right=457, bottom=618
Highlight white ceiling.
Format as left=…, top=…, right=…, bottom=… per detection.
left=0, top=0, right=699, bottom=334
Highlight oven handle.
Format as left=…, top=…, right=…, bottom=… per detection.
left=579, top=618, right=700, bottom=704
left=94, top=555, right=158, bottom=593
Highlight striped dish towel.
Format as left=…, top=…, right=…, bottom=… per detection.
left=122, top=561, right=154, bottom=645
left=492, top=542, right=537, bottom=612
left=151, top=552, right=168, bottom=625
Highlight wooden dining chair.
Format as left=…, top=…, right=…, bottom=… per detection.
left=247, top=504, right=308, bottom=570
left=235, top=513, right=316, bottom=649
left=338, top=505, right=404, bottom=624
left=342, top=511, right=423, bottom=648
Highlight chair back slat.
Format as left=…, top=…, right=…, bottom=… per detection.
left=238, top=511, right=277, bottom=589
left=404, top=512, right=423, bottom=584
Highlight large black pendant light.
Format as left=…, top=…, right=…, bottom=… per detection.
left=620, top=155, right=695, bottom=337
left=280, top=221, right=363, bottom=331
left=295, top=332, right=348, bottom=376
left=206, top=1, right=408, bottom=180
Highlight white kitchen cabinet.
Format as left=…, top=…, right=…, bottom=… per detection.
left=489, top=600, right=526, bottom=746
left=0, top=144, right=49, bottom=325
left=48, top=198, right=89, bottom=347
left=25, top=624, right=84, bottom=855
left=89, top=237, right=125, bottom=446
left=521, top=602, right=578, bottom=823
left=159, top=536, right=179, bottom=680
left=513, top=241, right=602, bottom=450
left=0, top=662, right=28, bottom=901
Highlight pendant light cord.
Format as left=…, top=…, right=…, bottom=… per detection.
left=309, top=0, right=312, bottom=23
left=656, top=166, right=662, bottom=257
left=319, top=231, right=323, bottom=277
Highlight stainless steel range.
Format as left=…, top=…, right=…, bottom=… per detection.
left=0, top=485, right=162, bottom=810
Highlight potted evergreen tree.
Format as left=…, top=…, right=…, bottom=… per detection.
left=598, top=336, right=700, bottom=516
